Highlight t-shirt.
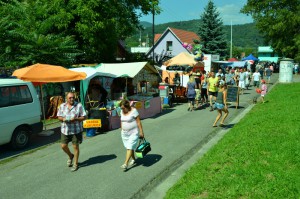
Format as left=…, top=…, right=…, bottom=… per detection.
left=216, top=72, right=224, bottom=77
left=208, top=77, right=219, bottom=92
left=253, top=72, right=261, bottom=81
left=265, top=68, right=272, bottom=76
left=258, top=69, right=264, bottom=77
left=225, top=73, right=234, bottom=83
left=239, top=72, right=246, bottom=81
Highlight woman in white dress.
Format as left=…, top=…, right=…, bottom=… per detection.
left=120, top=99, right=144, bottom=170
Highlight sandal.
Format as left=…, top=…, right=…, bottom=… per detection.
left=71, top=164, right=78, bottom=172
left=128, top=160, right=136, bottom=167
left=120, top=164, right=128, bottom=171
left=67, top=154, right=74, bottom=167
left=219, top=124, right=225, bottom=127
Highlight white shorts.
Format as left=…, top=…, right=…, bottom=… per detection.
left=239, top=81, right=245, bottom=89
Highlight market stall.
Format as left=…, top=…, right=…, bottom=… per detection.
left=96, top=62, right=161, bottom=130
left=161, top=52, right=204, bottom=104
left=69, top=67, right=116, bottom=133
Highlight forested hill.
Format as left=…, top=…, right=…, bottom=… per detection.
left=127, top=20, right=265, bottom=48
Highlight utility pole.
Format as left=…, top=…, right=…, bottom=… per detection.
left=230, top=20, right=233, bottom=58
left=152, top=0, right=155, bottom=64
left=139, top=29, right=142, bottom=47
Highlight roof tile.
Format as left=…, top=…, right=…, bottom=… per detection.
left=169, top=27, right=200, bottom=44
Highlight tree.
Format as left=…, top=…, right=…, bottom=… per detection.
left=241, top=0, right=300, bottom=61
left=68, top=0, right=160, bottom=63
left=0, top=0, right=80, bottom=67
left=0, top=0, right=160, bottom=67
left=197, top=0, right=228, bottom=57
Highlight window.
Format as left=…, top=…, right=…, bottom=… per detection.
left=166, top=41, right=173, bottom=51
left=0, top=85, right=33, bottom=108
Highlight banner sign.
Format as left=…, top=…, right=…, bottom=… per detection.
left=135, top=101, right=143, bottom=109
left=83, top=119, right=101, bottom=128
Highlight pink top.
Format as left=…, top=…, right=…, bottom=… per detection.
left=261, top=84, right=267, bottom=95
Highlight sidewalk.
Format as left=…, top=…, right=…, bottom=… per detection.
left=0, top=74, right=279, bottom=199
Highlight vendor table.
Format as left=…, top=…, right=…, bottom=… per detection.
left=107, top=96, right=162, bottom=130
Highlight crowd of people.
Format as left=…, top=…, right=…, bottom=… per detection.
left=184, top=64, right=273, bottom=127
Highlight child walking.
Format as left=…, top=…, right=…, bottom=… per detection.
left=260, top=79, right=267, bottom=103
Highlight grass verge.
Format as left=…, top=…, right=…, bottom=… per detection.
left=42, top=118, right=59, bottom=125
left=165, top=83, right=300, bottom=198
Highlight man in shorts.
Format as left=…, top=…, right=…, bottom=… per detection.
left=207, top=71, right=219, bottom=111
left=265, top=66, right=272, bottom=84
left=57, top=92, right=87, bottom=172
left=252, top=69, right=261, bottom=88
left=238, top=68, right=246, bottom=94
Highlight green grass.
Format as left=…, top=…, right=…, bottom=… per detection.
left=42, top=118, right=59, bottom=125
left=165, top=83, right=300, bottom=199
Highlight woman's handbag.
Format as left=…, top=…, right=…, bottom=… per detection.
left=135, top=138, right=151, bottom=158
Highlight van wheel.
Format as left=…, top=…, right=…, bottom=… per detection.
left=11, top=127, right=30, bottom=150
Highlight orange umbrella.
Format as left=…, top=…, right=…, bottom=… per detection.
left=12, top=63, right=87, bottom=130
left=12, top=63, right=86, bottom=83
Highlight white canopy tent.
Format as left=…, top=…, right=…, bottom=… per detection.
left=96, top=62, right=159, bottom=94
left=95, top=62, right=158, bottom=78
left=70, top=67, right=116, bottom=108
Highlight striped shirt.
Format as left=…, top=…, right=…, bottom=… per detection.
left=57, top=102, right=87, bottom=135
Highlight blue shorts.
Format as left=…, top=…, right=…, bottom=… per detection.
left=214, top=103, right=224, bottom=110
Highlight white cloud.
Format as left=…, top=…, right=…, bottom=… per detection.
left=217, top=4, right=253, bottom=25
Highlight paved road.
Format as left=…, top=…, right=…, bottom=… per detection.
left=0, top=74, right=281, bottom=199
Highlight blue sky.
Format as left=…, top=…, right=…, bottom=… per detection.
left=139, top=0, right=253, bottom=25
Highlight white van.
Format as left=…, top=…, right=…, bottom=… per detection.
left=0, top=78, right=43, bottom=149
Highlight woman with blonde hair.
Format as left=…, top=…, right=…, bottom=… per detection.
left=186, top=75, right=196, bottom=111
left=213, top=82, right=229, bottom=127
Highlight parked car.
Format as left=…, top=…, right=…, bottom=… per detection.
left=0, top=78, right=43, bottom=149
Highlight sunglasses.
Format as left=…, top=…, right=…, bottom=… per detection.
left=68, top=97, right=75, bottom=99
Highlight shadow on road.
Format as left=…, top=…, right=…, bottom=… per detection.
left=221, top=123, right=236, bottom=129
left=150, top=109, right=176, bottom=119
left=79, top=154, right=117, bottom=168
left=228, top=105, right=245, bottom=109
left=137, top=154, right=162, bottom=167
left=0, top=127, right=61, bottom=161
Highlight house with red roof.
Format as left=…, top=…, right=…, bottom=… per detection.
left=146, top=27, right=200, bottom=64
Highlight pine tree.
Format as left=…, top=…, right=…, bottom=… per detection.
left=198, top=0, right=227, bottom=57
